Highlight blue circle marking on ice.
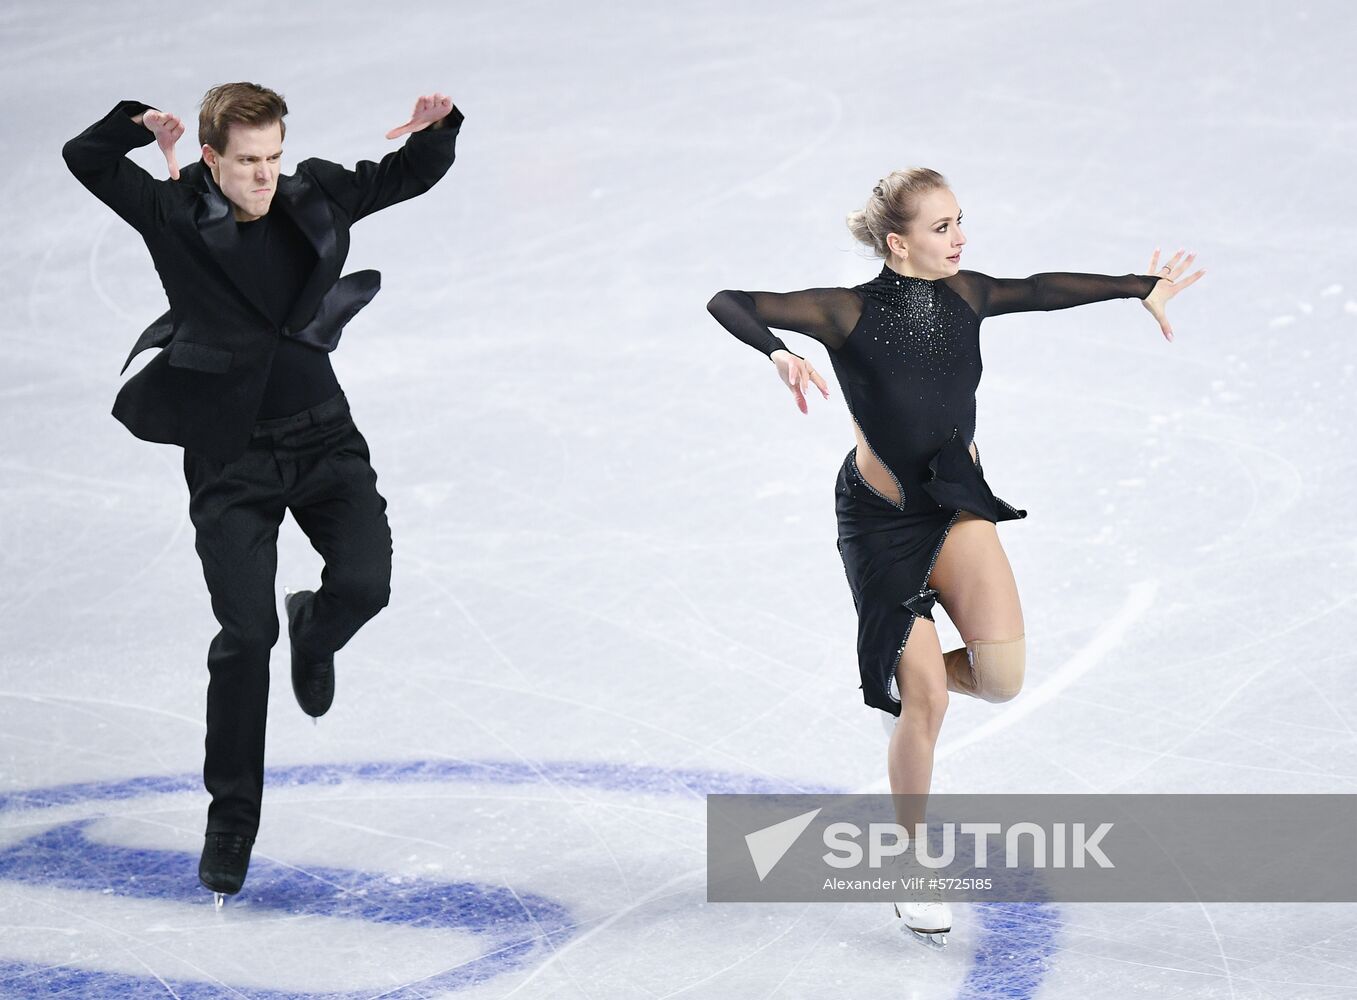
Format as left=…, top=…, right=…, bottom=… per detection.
left=964, top=901, right=1061, bottom=1000
left=0, top=759, right=1056, bottom=998
left=0, top=817, right=567, bottom=998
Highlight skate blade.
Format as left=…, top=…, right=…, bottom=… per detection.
left=892, top=904, right=950, bottom=945
left=213, top=892, right=225, bottom=910
left=909, top=929, right=948, bottom=949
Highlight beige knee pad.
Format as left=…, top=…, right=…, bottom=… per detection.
left=942, top=635, right=1026, bottom=704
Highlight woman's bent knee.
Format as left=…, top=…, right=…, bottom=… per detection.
left=970, top=635, right=1025, bottom=703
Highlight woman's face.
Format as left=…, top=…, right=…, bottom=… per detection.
left=892, top=187, right=966, bottom=278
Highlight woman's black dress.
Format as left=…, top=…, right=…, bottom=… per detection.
left=708, top=264, right=1158, bottom=715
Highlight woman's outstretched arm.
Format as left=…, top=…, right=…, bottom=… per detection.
left=951, top=249, right=1205, bottom=340
left=706, top=287, right=862, bottom=355
left=955, top=270, right=1161, bottom=318
left=706, top=286, right=863, bottom=413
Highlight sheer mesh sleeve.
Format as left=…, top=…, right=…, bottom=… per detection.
left=706, top=287, right=863, bottom=356
left=946, top=270, right=1160, bottom=320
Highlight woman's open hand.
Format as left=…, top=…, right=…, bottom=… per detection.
left=771, top=349, right=830, bottom=414
left=1142, top=248, right=1206, bottom=341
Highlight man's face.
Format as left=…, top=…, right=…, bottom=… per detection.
left=204, top=121, right=283, bottom=222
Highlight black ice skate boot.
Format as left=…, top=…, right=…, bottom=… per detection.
left=199, top=832, right=254, bottom=907
left=285, top=589, right=334, bottom=719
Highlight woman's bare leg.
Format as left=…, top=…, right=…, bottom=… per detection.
left=929, top=513, right=1026, bottom=699
left=882, top=507, right=1024, bottom=940
left=888, top=616, right=947, bottom=828
left=887, top=511, right=1024, bottom=811
left=928, top=513, right=1024, bottom=639
left=884, top=438, right=1025, bottom=817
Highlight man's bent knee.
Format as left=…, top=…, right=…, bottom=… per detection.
left=944, top=635, right=1025, bottom=703
left=335, top=570, right=390, bottom=619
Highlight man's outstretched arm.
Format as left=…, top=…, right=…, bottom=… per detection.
left=306, top=92, right=464, bottom=223
left=62, top=101, right=180, bottom=232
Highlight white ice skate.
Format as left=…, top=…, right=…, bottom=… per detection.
left=891, top=857, right=952, bottom=948
left=894, top=898, right=952, bottom=949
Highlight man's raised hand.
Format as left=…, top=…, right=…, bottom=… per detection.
left=384, top=93, right=455, bottom=140
left=136, top=110, right=185, bottom=180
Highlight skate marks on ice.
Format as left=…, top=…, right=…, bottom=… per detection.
left=936, top=580, right=1159, bottom=767
left=872, top=580, right=1159, bottom=770
left=0, top=758, right=1059, bottom=998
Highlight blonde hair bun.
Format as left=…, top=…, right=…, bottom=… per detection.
left=846, top=168, right=948, bottom=258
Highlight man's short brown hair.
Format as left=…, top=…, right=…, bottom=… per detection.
left=198, top=82, right=288, bottom=153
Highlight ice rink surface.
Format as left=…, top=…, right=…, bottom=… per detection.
left=2, top=0, right=1356, bottom=996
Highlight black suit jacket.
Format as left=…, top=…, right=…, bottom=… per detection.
left=62, top=100, right=463, bottom=462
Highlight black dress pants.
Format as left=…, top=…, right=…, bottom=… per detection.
left=183, top=392, right=392, bottom=835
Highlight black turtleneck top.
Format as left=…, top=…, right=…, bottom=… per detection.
left=234, top=210, right=341, bottom=420
left=708, top=266, right=1160, bottom=505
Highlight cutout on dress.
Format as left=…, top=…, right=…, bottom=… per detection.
left=850, top=417, right=904, bottom=506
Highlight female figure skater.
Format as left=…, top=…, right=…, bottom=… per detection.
left=706, top=168, right=1204, bottom=946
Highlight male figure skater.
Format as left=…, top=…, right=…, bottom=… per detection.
left=62, top=83, right=463, bottom=900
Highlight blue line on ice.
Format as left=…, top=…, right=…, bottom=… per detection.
left=0, top=758, right=839, bottom=814
left=0, top=759, right=1055, bottom=997
left=0, top=818, right=568, bottom=998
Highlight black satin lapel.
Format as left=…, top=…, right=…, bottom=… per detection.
left=193, top=172, right=272, bottom=323
left=275, top=173, right=339, bottom=329
left=288, top=270, right=381, bottom=352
